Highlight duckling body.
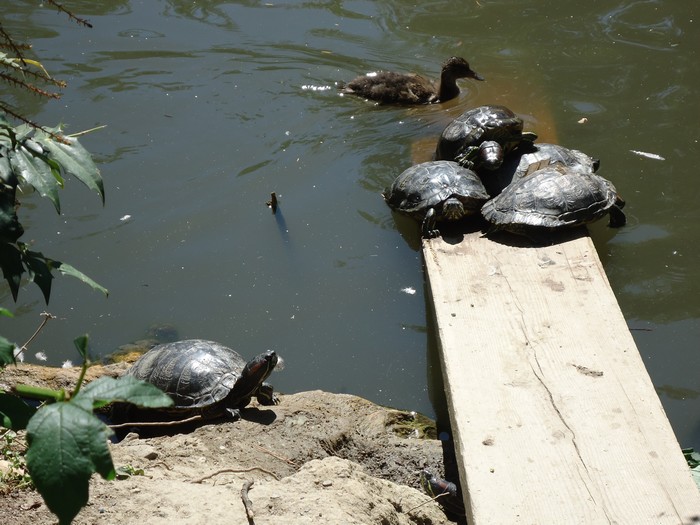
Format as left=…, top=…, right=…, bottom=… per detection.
left=342, top=56, right=483, bottom=105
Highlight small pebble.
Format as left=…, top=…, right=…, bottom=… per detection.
left=321, top=480, right=333, bottom=487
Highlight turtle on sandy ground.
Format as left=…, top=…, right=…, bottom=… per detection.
left=120, top=339, right=279, bottom=422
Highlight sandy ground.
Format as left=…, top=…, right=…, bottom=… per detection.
left=1, top=363, right=463, bottom=524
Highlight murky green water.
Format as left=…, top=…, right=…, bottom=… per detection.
left=3, top=1, right=699, bottom=447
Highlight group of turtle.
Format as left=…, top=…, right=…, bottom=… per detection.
left=340, top=56, right=625, bottom=241
left=383, top=104, right=627, bottom=241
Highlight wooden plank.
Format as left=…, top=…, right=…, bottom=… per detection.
left=423, top=229, right=700, bottom=524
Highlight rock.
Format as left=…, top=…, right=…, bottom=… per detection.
left=248, top=457, right=450, bottom=524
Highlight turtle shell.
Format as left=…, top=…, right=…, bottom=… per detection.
left=383, top=160, right=489, bottom=221
left=484, top=143, right=600, bottom=197
left=512, top=143, right=599, bottom=180
left=435, top=105, right=529, bottom=162
left=481, top=165, right=624, bottom=235
left=127, top=339, right=268, bottom=411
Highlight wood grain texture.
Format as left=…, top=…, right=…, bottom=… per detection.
left=423, top=229, right=700, bottom=524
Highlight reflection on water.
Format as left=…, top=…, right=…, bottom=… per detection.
left=2, top=0, right=699, bottom=448
left=598, top=0, right=683, bottom=51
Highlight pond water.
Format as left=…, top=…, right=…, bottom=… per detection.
left=3, top=1, right=699, bottom=448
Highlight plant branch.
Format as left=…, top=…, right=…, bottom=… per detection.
left=108, top=414, right=204, bottom=429
left=0, top=23, right=29, bottom=64
left=15, top=312, right=56, bottom=361
left=46, top=0, right=93, bottom=28
left=191, top=467, right=280, bottom=484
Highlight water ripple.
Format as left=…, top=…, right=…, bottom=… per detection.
left=598, top=0, right=683, bottom=51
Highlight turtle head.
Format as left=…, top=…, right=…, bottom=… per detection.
left=420, top=469, right=464, bottom=516
left=244, top=350, right=278, bottom=381
left=442, top=197, right=466, bottom=221
left=230, top=350, right=279, bottom=406
left=478, top=140, right=504, bottom=170
left=420, top=469, right=458, bottom=499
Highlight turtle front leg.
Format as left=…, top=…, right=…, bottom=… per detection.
left=421, top=208, right=440, bottom=238
left=224, top=407, right=243, bottom=420
left=453, top=145, right=479, bottom=169
left=257, top=383, right=280, bottom=406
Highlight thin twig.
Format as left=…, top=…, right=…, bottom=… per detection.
left=250, top=442, right=297, bottom=467
left=0, top=23, right=28, bottom=64
left=46, top=0, right=93, bottom=28
left=15, top=312, right=55, bottom=359
left=404, top=492, right=449, bottom=515
left=67, top=124, right=107, bottom=138
left=241, top=480, right=255, bottom=521
left=191, top=466, right=279, bottom=484
left=108, top=414, right=203, bottom=429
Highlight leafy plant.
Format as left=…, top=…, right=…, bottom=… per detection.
left=0, top=334, right=173, bottom=524
left=0, top=307, right=15, bottom=367
left=0, top=115, right=108, bottom=302
left=2, top=0, right=106, bottom=302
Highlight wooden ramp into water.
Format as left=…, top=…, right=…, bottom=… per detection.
left=423, top=229, right=700, bottom=524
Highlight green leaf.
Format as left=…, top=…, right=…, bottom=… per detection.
left=0, top=114, right=15, bottom=150
left=0, top=154, right=14, bottom=184
left=0, top=336, right=16, bottom=367
left=76, top=375, right=173, bottom=410
left=0, top=308, right=13, bottom=317
left=0, top=392, right=36, bottom=430
left=19, top=248, right=109, bottom=301
left=0, top=187, right=24, bottom=243
left=8, top=145, right=61, bottom=213
left=54, top=260, right=109, bottom=297
left=26, top=401, right=116, bottom=525
left=0, top=241, right=23, bottom=301
left=22, top=249, right=55, bottom=303
left=36, top=131, right=104, bottom=204
left=73, top=334, right=90, bottom=362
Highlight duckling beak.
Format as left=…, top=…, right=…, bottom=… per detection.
left=471, top=70, right=485, bottom=81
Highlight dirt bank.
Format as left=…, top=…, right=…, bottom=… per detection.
left=0, top=363, right=462, bottom=524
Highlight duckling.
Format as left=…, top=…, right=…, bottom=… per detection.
left=341, top=56, right=484, bottom=105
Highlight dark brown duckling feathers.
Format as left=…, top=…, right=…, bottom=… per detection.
left=341, top=56, right=483, bottom=105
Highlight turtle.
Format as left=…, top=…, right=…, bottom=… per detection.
left=340, top=56, right=484, bottom=105
left=481, top=165, right=626, bottom=240
left=435, top=104, right=537, bottom=171
left=383, top=160, right=490, bottom=238
left=420, top=469, right=465, bottom=516
left=484, top=142, right=600, bottom=197
left=123, top=339, right=279, bottom=421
